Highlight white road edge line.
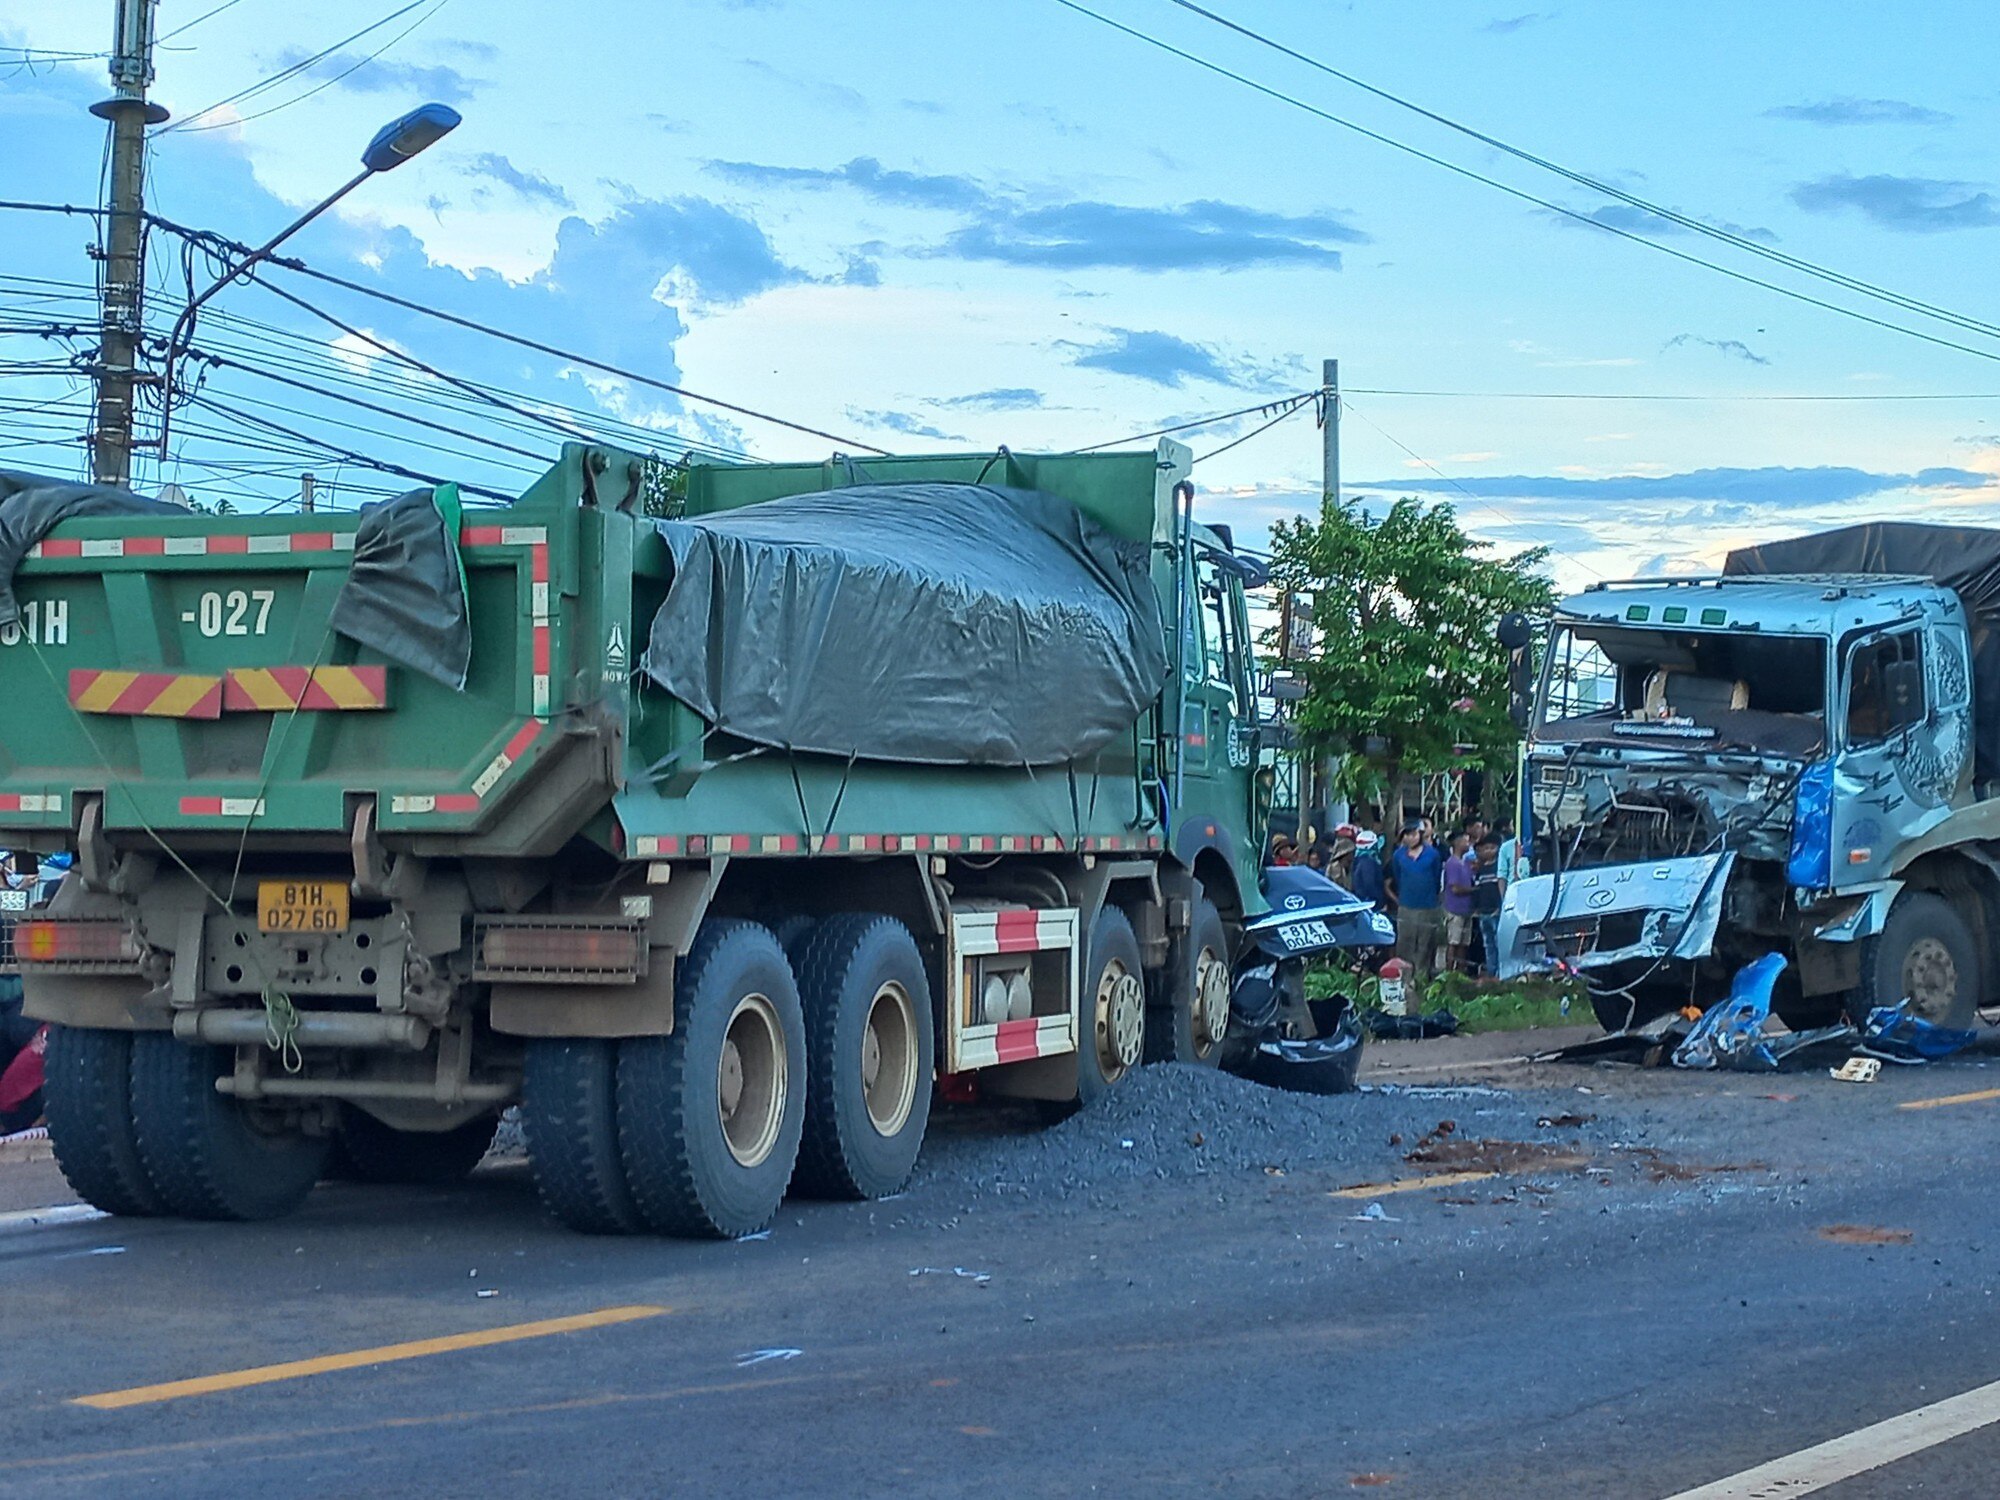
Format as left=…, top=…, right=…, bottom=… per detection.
left=0, top=1203, right=107, bottom=1233
left=1666, top=1375, right=2000, bottom=1498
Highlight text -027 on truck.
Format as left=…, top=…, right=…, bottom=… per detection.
left=3, top=441, right=1318, bottom=1236
left=1496, top=522, right=2000, bottom=1037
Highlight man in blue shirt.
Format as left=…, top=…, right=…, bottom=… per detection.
left=1386, top=820, right=1446, bottom=976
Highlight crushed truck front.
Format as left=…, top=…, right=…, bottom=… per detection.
left=1498, top=573, right=1973, bottom=1027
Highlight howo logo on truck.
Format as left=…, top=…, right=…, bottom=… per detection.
left=0, top=597, right=67, bottom=647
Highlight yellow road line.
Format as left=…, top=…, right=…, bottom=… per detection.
left=1899, top=1087, right=2000, bottom=1112
left=1329, top=1170, right=1499, bottom=1199
left=73, top=1304, right=670, bottom=1411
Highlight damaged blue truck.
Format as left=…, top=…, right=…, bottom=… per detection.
left=1499, top=523, right=2000, bottom=1036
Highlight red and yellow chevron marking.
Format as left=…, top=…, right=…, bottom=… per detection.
left=222, top=665, right=389, bottom=713
left=68, top=669, right=222, bottom=720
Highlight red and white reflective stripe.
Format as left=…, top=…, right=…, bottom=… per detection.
left=391, top=720, right=544, bottom=816
left=617, top=830, right=1164, bottom=860
left=0, top=793, right=61, bottom=814
left=179, top=797, right=266, bottom=817
left=462, top=525, right=554, bottom=717
left=954, top=1015, right=1077, bottom=1070
left=955, top=907, right=1079, bottom=958
left=28, top=533, right=356, bottom=559
left=390, top=793, right=481, bottom=815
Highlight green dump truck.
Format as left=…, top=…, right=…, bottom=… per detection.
left=9, top=440, right=1273, bottom=1236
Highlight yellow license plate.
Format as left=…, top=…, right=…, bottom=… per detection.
left=257, top=879, right=350, bottom=934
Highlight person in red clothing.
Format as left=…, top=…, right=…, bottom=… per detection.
left=0, top=1022, right=45, bottom=1134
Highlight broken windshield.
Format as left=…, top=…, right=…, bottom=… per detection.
left=1536, top=624, right=1828, bottom=758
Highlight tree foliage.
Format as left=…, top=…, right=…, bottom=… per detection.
left=1268, top=494, right=1555, bottom=780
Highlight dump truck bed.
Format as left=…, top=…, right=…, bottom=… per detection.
left=0, top=447, right=617, bottom=858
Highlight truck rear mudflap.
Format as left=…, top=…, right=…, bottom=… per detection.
left=1496, top=851, right=1737, bottom=980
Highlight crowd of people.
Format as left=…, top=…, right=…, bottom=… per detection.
left=1270, top=812, right=1525, bottom=980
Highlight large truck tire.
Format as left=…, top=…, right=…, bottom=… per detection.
left=42, top=1025, right=165, bottom=1218
left=1145, top=895, right=1229, bottom=1068
left=617, top=919, right=806, bottom=1239
left=1855, top=891, right=1981, bottom=1031
left=331, top=1106, right=498, bottom=1186
left=522, top=1039, right=644, bottom=1234
left=792, top=913, right=935, bottom=1201
left=128, top=1034, right=329, bottom=1221
left=1077, top=904, right=1147, bottom=1109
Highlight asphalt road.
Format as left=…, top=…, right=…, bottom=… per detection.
left=4, top=1039, right=2000, bottom=1499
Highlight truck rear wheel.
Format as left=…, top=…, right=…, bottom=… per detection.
left=1856, top=891, right=1981, bottom=1031
left=42, top=1025, right=165, bottom=1218
left=1146, top=895, right=1229, bottom=1068
left=792, top=914, right=935, bottom=1201
left=128, top=1034, right=329, bottom=1221
left=617, top=919, right=806, bottom=1238
left=1078, top=905, right=1146, bottom=1108
left=331, top=1106, right=498, bottom=1186
left=523, top=1039, right=644, bottom=1234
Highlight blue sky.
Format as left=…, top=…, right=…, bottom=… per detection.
left=3, top=0, right=1998, bottom=586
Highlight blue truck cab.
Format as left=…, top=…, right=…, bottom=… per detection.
left=1498, top=543, right=1991, bottom=1034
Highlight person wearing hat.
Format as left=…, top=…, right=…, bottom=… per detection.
left=1386, top=819, right=1446, bottom=976
left=1349, top=827, right=1386, bottom=910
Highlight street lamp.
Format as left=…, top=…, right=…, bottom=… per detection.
left=157, top=102, right=461, bottom=452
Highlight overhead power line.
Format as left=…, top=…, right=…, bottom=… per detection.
left=1047, top=0, right=2000, bottom=367
left=145, top=214, right=886, bottom=454
left=158, top=0, right=431, bottom=134
left=1192, top=397, right=1313, bottom=463
left=1342, top=387, right=2000, bottom=403
left=154, top=0, right=255, bottom=46
left=1164, top=0, right=2000, bottom=346
left=171, top=0, right=453, bottom=134
left=1068, top=391, right=1319, bottom=454
left=1337, top=395, right=1606, bottom=579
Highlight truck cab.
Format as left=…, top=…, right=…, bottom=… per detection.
left=1498, top=572, right=1983, bottom=1031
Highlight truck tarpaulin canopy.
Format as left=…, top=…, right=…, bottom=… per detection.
left=329, top=484, right=471, bottom=691
left=642, top=482, right=1169, bottom=766
left=0, top=471, right=184, bottom=625
left=1725, top=523, right=2000, bottom=782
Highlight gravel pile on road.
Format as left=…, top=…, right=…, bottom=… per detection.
left=913, top=1063, right=1612, bottom=1204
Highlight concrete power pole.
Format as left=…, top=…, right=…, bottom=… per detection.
left=90, top=0, right=167, bottom=488
left=1302, top=357, right=1342, bottom=838
left=1321, top=357, right=1340, bottom=508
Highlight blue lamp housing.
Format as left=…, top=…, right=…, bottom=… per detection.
left=361, top=103, right=461, bottom=173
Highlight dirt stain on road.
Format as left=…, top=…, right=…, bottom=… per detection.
left=1817, top=1224, right=1915, bottom=1245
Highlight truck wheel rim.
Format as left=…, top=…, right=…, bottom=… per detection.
left=1096, top=960, right=1145, bottom=1078
left=1903, top=937, right=1958, bottom=1020
left=862, top=980, right=918, bottom=1137
left=1194, top=946, right=1230, bottom=1053
left=718, top=993, right=786, bottom=1169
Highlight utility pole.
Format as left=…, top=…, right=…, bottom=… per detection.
left=1301, top=357, right=1342, bottom=840
left=1321, top=357, right=1340, bottom=508
left=89, top=0, right=168, bottom=488
left=299, top=473, right=316, bottom=514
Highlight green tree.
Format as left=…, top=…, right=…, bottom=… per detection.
left=641, top=453, right=690, bottom=518
left=1268, top=494, right=1554, bottom=822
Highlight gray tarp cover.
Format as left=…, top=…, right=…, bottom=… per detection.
left=1725, top=523, right=2000, bottom=782
left=642, top=482, right=1168, bottom=765
left=0, top=471, right=184, bottom=624
left=328, top=488, right=470, bottom=690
